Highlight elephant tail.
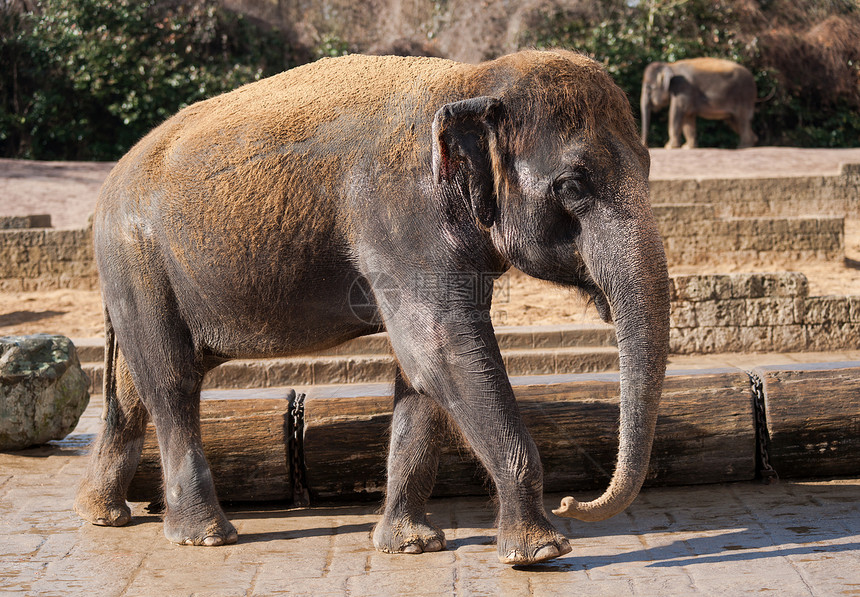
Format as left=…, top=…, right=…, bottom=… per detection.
left=756, top=86, right=776, bottom=103
left=99, top=306, right=119, bottom=421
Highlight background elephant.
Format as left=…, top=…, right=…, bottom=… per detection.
left=641, top=57, right=757, bottom=149
left=74, top=50, right=670, bottom=566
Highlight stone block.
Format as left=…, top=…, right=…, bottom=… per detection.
left=203, top=359, right=272, bottom=389
left=553, top=348, right=619, bottom=374
left=729, top=273, right=808, bottom=299
left=503, top=350, right=556, bottom=376
left=671, top=274, right=732, bottom=302
left=266, top=358, right=314, bottom=386
left=0, top=215, right=51, bottom=229
left=745, top=297, right=803, bottom=326
left=672, top=327, right=740, bottom=354
left=770, top=325, right=807, bottom=352
left=346, top=355, right=396, bottom=383
left=311, top=357, right=349, bottom=385
left=529, top=329, right=563, bottom=350
left=803, top=296, right=851, bottom=325
left=804, top=323, right=860, bottom=352
left=670, top=301, right=697, bottom=328
left=695, top=299, right=745, bottom=327
left=848, top=296, right=860, bottom=323
left=0, top=335, right=90, bottom=450
left=735, top=326, right=773, bottom=353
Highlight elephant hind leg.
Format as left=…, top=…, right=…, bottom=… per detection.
left=681, top=114, right=698, bottom=149
left=75, top=350, right=149, bottom=527
left=96, top=254, right=235, bottom=546
left=728, top=113, right=757, bottom=148
left=373, top=369, right=447, bottom=555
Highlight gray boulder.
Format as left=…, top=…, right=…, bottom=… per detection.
left=0, top=334, right=90, bottom=450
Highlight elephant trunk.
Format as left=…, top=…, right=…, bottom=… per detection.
left=554, top=205, right=670, bottom=521
left=640, top=91, right=651, bottom=147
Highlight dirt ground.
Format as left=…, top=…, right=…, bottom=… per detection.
left=2, top=147, right=860, bottom=339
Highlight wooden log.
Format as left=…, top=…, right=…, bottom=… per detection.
left=127, top=388, right=293, bottom=503
left=755, top=361, right=860, bottom=479
left=302, top=368, right=755, bottom=500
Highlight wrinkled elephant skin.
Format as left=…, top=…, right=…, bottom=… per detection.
left=75, top=51, right=670, bottom=566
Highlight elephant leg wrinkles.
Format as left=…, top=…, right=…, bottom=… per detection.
left=75, top=353, right=148, bottom=527
left=94, top=265, right=236, bottom=546
left=373, top=369, right=447, bottom=554
left=376, top=286, right=571, bottom=565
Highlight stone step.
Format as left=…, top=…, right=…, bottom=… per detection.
left=71, top=323, right=617, bottom=363
left=82, top=345, right=620, bottom=392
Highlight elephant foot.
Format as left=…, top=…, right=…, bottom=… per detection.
left=497, top=520, right=572, bottom=565
left=372, top=514, right=446, bottom=554
left=74, top=481, right=132, bottom=527
left=164, top=508, right=238, bottom=547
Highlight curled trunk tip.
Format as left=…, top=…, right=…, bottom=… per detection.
left=552, top=495, right=623, bottom=522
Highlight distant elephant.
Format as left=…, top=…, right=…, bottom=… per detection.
left=641, top=57, right=757, bottom=149
left=74, top=50, right=670, bottom=566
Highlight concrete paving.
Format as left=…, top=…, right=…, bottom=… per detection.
left=2, top=386, right=860, bottom=596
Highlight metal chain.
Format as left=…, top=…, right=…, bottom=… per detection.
left=748, top=371, right=779, bottom=484
left=289, top=390, right=310, bottom=507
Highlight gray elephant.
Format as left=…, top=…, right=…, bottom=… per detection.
left=641, top=57, right=757, bottom=149
left=74, top=50, right=670, bottom=566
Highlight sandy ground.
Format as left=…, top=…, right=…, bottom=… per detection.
left=2, top=147, right=860, bottom=339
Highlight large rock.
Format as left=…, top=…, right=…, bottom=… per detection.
left=0, top=335, right=90, bottom=450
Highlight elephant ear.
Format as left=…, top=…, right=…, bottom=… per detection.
left=659, top=65, right=674, bottom=94
left=432, top=96, right=503, bottom=229
left=668, top=73, right=690, bottom=96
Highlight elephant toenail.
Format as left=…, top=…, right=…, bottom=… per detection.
left=424, top=539, right=443, bottom=552
left=402, top=543, right=423, bottom=554
left=533, top=545, right=560, bottom=562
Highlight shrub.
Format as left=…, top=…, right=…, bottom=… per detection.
left=521, top=0, right=860, bottom=149
left=0, top=0, right=295, bottom=160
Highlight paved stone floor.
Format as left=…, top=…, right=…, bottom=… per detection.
left=2, top=397, right=859, bottom=596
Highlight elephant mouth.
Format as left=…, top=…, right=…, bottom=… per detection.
left=589, top=286, right=612, bottom=323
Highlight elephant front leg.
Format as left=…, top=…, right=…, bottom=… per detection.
left=373, top=370, right=447, bottom=555
left=473, top=404, right=572, bottom=565
left=665, top=99, right=685, bottom=149
left=383, top=309, right=570, bottom=565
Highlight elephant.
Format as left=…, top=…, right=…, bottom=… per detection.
left=640, top=57, right=757, bottom=149
left=74, top=50, right=670, bottom=566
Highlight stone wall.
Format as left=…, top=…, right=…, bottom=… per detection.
left=0, top=215, right=52, bottom=229
left=670, top=272, right=860, bottom=354
left=655, top=207, right=844, bottom=266
left=0, top=226, right=97, bottom=291
left=650, top=162, right=860, bottom=218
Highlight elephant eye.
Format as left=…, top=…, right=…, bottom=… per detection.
left=552, top=172, right=592, bottom=216
left=554, top=176, right=583, bottom=196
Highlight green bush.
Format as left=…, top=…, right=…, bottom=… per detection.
left=0, top=0, right=295, bottom=160
left=521, top=0, right=860, bottom=149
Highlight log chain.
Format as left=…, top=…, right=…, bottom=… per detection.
left=748, top=371, right=779, bottom=484
left=289, top=390, right=310, bottom=507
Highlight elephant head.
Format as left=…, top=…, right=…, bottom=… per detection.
left=640, top=61, right=674, bottom=146
left=433, top=51, right=670, bottom=522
